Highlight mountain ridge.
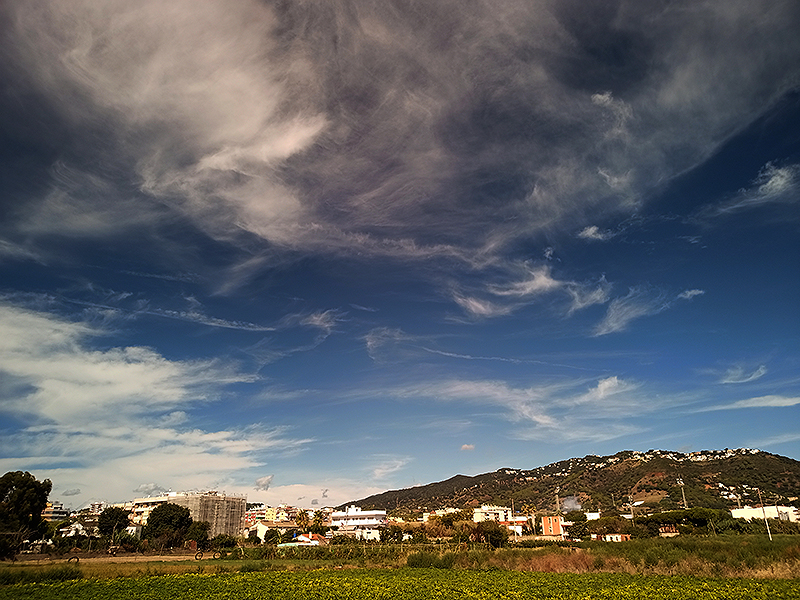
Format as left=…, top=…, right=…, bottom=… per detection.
left=347, top=448, right=800, bottom=515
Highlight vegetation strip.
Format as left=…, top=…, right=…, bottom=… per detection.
left=2, top=569, right=799, bottom=600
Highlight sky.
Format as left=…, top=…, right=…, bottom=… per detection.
left=0, top=0, right=799, bottom=511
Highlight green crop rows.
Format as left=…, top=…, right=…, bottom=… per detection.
left=2, top=569, right=799, bottom=600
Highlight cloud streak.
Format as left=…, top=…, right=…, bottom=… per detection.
left=698, top=395, right=800, bottom=412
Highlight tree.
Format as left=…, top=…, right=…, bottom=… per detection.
left=0, top=471, right=52, bottom=560
left=475, top=520, right=508, bottom=549
left=143, top=503, right=192, bottom=548
left=261, top=529, right=280, bottom=545
left=295, top=509, right=309, bottom=532
left=563, top=511, right=588, bottom=540
left=186, top=521, right=211, bottom=549
left=98, top=507, right=131, bottom=540
left=311, top=510, right=327, bottom=534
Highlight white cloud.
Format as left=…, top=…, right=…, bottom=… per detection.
left=703, top=162, right=800, bottom=217
left=577, top=226, right=614, bottom=241
left=142, top=308, right=275, bottom=332
left=5, top=0, right=797, bottom=275
left=699, top=395, right=800, bottom=412
left=460, top=444, right=475, bottom=451
left=719, top=365, right=768, bottom=384
left=487, top=265, right=562, bottom=297
left=371, top=457, right=412, bottom=480
left=593, top=286, right=670, bottom=336
left=0, top=302, right=312, bottom=503
left=678, top=289, right=705, bottom=300
left=452, top=294, right=513, bottom=319
left=300, top=309, right=345, bottom=334
left=578, top=376, right=639, bottom=403
left=254, top=475, right=274, bottom=491
left=566, top=277, right=612, bottom=314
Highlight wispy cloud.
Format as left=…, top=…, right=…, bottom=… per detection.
left=594, top=286, right=670, bottom=336
left=487, top=265, right=562, bottom=297
left=677, top=289, right=705, bottom=300
left=451, top=294, right=513, bottom=319
left=145, top=308, right=275, bottom=331
left=370, top=456, right=412, bottom=480
left=577, top=226, right=615, bottom=241
left=700, top=162, right=800, bottom=218
left=4, top=0, right=798, bottom=277
left=566, top=277, right=613, bottom=314
left=698, top=395, right=800, bottom=412
left=0, top=301, right=312, bottom=503
left=0, top=239, right=44, bottom=263
left=385, top=373, right=660, bottom=444
left=593, top=286, right=703, bottom=335
left=452, top=265, right=612, bottom=320
left=719, top=365, right=768, bottom=384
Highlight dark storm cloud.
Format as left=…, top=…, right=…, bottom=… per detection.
left=1, top=0, right=799, bottom=275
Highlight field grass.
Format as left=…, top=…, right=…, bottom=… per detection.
left=2, top=534, right=798, bottom=588
left=1, top=568, right=798, bottom=600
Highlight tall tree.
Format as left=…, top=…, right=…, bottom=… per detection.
left=295, top=509, right=309, bottom=532
left=311, top=510, right=326, bottom=533
left=0, top=471, right=52, bottom=560
left=143, top=503, right=192, bottom=548
left=98, top=506, right=131, bottom=540
left=186, top=520, right=211, bottom=549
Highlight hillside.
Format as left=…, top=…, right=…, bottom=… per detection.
left=348, top=449, right=800, bottom=515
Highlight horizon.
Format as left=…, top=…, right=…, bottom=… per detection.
left=1, top=1, right=799, bottom=511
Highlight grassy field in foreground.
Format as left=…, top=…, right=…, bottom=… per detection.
left=4, top=534, right=800, bottom=582
left=1, top=568, right=799, bottom=600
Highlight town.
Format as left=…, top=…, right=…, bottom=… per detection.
left=32, top=488, right=800, bottom=555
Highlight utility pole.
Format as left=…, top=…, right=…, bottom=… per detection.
left=555, top=487, right=560, bottom=513
left=756, top=488, right=773, bottom=542
left=677, top=478, right=688, bottom=509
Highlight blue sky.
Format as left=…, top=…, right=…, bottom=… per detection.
left=0, top=0, right=799, bottom=510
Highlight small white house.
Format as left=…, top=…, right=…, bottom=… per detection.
left=731, top=506, right=798, bottom=522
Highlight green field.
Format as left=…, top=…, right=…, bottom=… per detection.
left=2, top=569, right=799, bottom=600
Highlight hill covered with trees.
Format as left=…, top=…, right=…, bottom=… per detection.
left=348, top=449, right=800, bottom=516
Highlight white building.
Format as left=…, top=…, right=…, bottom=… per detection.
left=422, top=508, right=462, bottom=523
left=473, top=505, right=528, bottom=535
left=731, top=506, right=799, bottom=522
left=330, top=505, right=387, bottom=529
left=473, top=505, right=513, bottom=523
left=329, top=505, right=386, bottom=540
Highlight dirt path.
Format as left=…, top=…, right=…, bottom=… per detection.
left=18, top=552, right=203, bottom=564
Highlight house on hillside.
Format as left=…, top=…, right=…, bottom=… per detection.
left=731, top=506, right=799, bottom=522
left=471, top=505, right=528, bottom=535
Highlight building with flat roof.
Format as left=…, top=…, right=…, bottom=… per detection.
left=731, top=506, right=798, bottom=522
left=41, top=501, right=70, bottom=522
left=330, top=505, right=387, bottom=529
left=131, top=491, right=246, bottom=537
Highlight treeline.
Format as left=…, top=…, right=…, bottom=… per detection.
left=564, top=508, right=800, bottom=540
